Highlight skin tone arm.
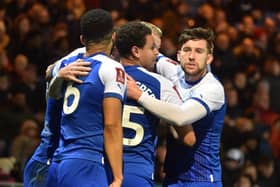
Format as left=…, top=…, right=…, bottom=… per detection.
left=174, top=125, right=196, bottom=146
left=103, top=97, right=123, bottom=187
left=48, top=60, right=91, bottom=99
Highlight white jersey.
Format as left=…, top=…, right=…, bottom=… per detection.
left=156, top=53, right=184, bottom=88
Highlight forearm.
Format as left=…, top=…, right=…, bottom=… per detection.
left=104, top=124, right=123, bottom=182
left=103, top=98, right=123, bottom=183
left=138, top=93, right=207, bottom=126
left=48, top=75, right=64, bottom=99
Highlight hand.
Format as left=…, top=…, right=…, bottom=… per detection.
left=109, top=177, right=122, bottom=187
left=58, top=59, right=91, bottom=83
left=126, top=74, right=142, bottom=100
left=45, top=63, right=55, bottom=81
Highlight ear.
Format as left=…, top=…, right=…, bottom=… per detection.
left=112, top=32, right=116, bottom=43
left=206, top=54, right=213, bottom=65
left=131, top=46, right=140, bottom=59
left=177, top=50, right=181, bottom=62
left=80, top=35, right=85, bottom=45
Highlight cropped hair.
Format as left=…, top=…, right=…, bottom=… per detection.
left=116, top=21, right=152, bottom=58
left=140, top=21, right=162, bottom=37
left=178, top=27, right=215, bottom=53
left=80, top=9, right=113, bottom=44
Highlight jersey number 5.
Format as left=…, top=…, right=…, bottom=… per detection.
left=122, top=105, right=144, bottom=146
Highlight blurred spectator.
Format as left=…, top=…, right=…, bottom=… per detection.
left=262, top=56, right=280, bottom=113
left=245, top=80, right=278, bottom=126
left=10, top=118, right=40, bottom=181
left=232, top=71, right=254, bottom=109
left=222, top=148, right=245, bottom=187
left=9, top=54, right=28, bottom=85
left=0, top=20, right=9, bottom=53
left=256, top=155, right=280, bottom=187
left=233, top=174, right=255, bottom=187
left=270, top=118, right=280, bottom=158
left=0, top=70, right=10, bottom=105
left=241, top=162, right=259, bottom=186
left=213, top=32, right=238, bottom=79
left=8, top=13, right=31, bottom=58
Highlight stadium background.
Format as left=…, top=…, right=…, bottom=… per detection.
left=0, top=0, right=279, bottom=186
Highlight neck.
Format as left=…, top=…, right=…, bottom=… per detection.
left=84, top=42, right=112, bottom=57
left=120, top=57, right=141, bottom=67
left=185, top=69, right=208, bottom=82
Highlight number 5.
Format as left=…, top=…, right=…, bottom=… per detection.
left=122, top=105, right=144, bottom=146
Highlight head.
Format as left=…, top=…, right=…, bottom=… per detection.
left=177, top=27, right=214, bottom=82
left=116, top=21, right=158, bottom=71
left=80, top=9, right=114, bottom=51
left=140, top=21, right=163, bottom=50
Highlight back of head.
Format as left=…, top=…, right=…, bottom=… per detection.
left=116, top=21, right=152, bottom=58
left=178, top=27, right=215, bottom=53
left=80, top=9, right=113, bottom=44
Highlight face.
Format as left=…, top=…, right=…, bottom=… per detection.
left=152, top=33, right=161, bottom=51
left=177, top=39, right=213, bottom=81
left=138, top=34, right=158, bottom=71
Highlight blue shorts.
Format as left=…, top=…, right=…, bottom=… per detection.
left=24, top=158, right=49, bottom=187
left=122, top=173, right=154, bottom=187
left=163, top=179, right=222, bottom=187
left=47, top=159, right=109, bottom=187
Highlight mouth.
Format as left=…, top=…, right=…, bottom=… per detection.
left=185, top=63, right=196, bottom=69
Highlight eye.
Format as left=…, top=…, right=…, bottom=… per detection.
left=196, top=48, right=205, bottom=53
left=182, top=47, right=191, bottom=52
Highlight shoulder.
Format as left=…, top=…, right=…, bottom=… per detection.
left=156, top=55, right=178, bottom=69
left=194, top=73, right=225, bottom=100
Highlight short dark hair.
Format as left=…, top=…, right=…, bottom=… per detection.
left=80, top=9, right=113, bottom=44
left=115, top=21, right=152, bottom=58
left=178, top=27, right=215, bottom=53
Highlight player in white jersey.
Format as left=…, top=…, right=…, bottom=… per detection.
left=126, top=27, right=226, bottom=187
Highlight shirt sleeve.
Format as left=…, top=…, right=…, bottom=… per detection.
left=99, top=61, right=126, bottom=101
left=137, top=81, right=225, bottom=126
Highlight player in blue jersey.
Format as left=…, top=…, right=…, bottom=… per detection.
left=115, top=21, right=183, bottom=187
left=126, top=27, right=226, bottom=187
left=46, top=9, right=125, bottom=187
left=23, top=53, right=91, bottom=187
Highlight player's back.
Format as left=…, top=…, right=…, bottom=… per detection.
left=53, top=53, right=124, bottom=163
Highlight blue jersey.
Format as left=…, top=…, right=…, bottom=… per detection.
left=31, top=98, right=62, bottom=163
left=122, top=66, right=181, bottom=182
left=52, top=52, right=126, bottom=164
left=164, top=72, right=226, bottom=183
left=30, top=47, right=85, bottom=164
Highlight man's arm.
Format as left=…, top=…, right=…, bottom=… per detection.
left=126, top=74, right=207, bottom=126
left=48, top=60, right=91, bottom=99
left=103, top=97, right=123, bottom=186
left=173, top=125, right=196, bottom=146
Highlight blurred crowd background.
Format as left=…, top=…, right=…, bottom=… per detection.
left=0, top=0, right=280, bottom=186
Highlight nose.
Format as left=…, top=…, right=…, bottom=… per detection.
left=188, top=51, right=195, bottom=61
left=154, top=47, right=159, bottom=56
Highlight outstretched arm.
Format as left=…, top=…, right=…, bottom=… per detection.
left=126, top=74, right=207, bottom=126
